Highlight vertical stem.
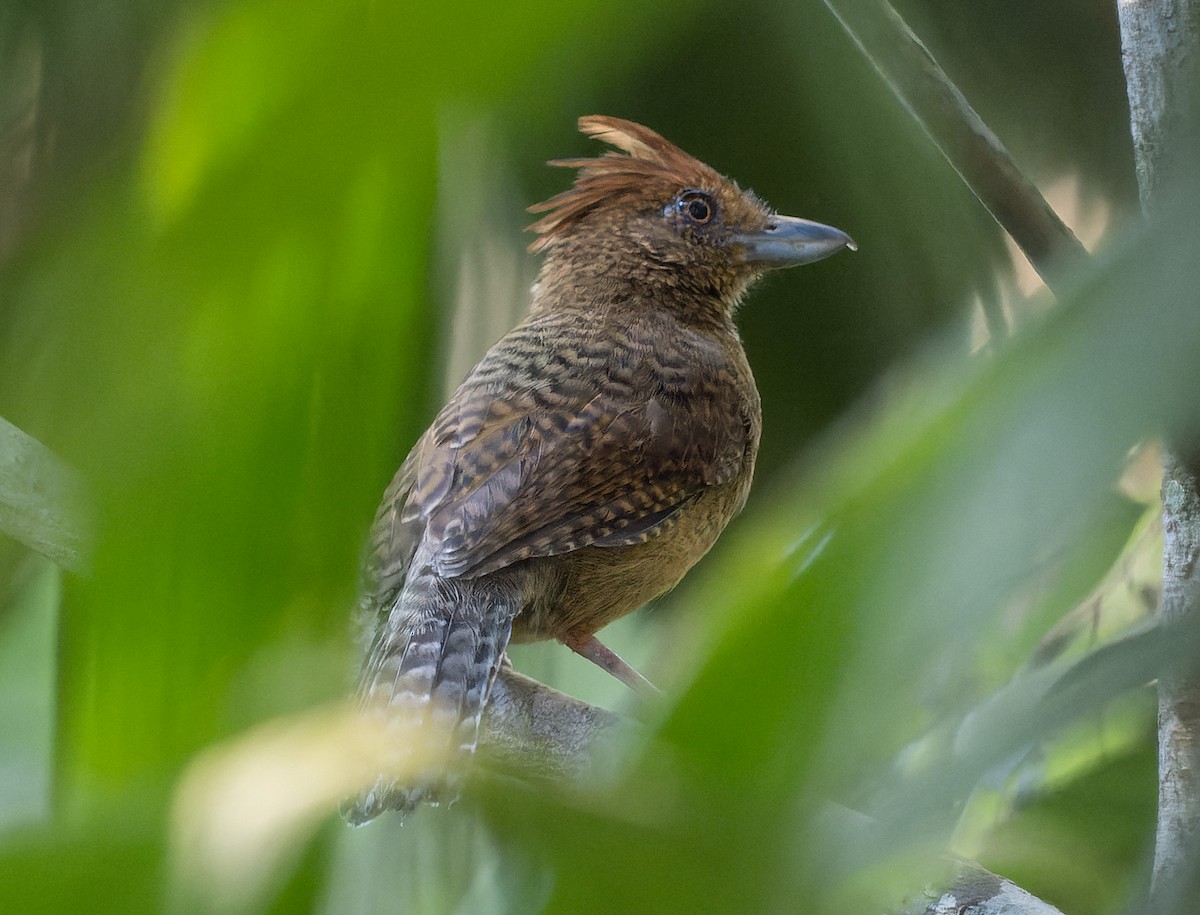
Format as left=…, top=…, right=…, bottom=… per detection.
left=1118, top=0, right=1200, bottom=212
left=1155, top=454, right=1200, bottom=903
left=1116, top=0, right=1200, bottom=906
left=822, top=0, right=1088, bottom=292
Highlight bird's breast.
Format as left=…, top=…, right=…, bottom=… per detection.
left=510, top=476, right=752, bottom=642
left=509, top=313, right=761, bottom=642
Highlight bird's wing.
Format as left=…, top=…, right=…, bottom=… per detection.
left=363, top=455, right=422, bottom=599
left=354, top=454, right=423, bottom=655
left=378, top=327, right=752, bottom=582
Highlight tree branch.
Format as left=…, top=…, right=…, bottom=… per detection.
left=822, top=0, right=1089, bottom=292
left=895, top=858, right=1064, bottom=915
left=1117, top=1, right=1200, bottom=908
left=1118, top=0, right=1200, bottom=211
left=1152, top=453, right=1200, bottom=907
left=477, top=667, right=626, bottom=785
left=476, top=673, right=1065, bottom=913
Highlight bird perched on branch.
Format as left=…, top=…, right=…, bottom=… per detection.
left=344, top=115, right=854, bottom=823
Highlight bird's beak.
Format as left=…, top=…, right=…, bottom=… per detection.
left=732, top=215, right=857, bottom=270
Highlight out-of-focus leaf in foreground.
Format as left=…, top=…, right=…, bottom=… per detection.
left=0, top=0, right=692, bottom=910
left=0, top=0, right=1189, bottom=911
left=479, top=181, right=1200, bottom=911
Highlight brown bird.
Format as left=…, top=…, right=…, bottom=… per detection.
left=344, top=115, right=854, bottom=823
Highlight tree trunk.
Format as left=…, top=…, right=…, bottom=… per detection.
left=1116, top=0, right=1200, bottom=907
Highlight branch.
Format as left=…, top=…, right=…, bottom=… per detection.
left=476, top=667, right=626, bottom=784
left=822, top=0, right=1089, bottom=292
left=818, top=803, right=1066, bottom=914
left=895, top=858, right=1064, bottom=915
left=1152, top=454, right=1200, bottom=906
left=1117, top=1, right=1200, bottom=908
left=1118, top=0, right=1200, bottom=211
left=479, top=678, right=1063, bottom=913
left=171, top=673, right=628, bottom=910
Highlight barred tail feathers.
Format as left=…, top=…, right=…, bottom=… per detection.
left=343, top=570, right=517, bottom=825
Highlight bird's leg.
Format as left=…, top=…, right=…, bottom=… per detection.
left=562, top=631, right=660, bottom=698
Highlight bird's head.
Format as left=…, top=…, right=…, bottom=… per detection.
left=528, top=115, right=855, bottom=318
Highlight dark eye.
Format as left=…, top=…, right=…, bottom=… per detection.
left=677, top=191, right=715, bottom=225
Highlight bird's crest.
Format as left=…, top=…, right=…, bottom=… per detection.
left=527, top=116, right=728, bottom=253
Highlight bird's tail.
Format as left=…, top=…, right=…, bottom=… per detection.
left=342, top=571, right=517, bottom=825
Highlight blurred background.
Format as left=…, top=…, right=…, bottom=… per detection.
left=1, top=0, right=1194, bottom=912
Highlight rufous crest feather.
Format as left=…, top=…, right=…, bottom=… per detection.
left=527, top=116, right=727, bottom=253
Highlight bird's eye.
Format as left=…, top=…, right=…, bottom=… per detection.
left=677, top=191, right=716, bottom=225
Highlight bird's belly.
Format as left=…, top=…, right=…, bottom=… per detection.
left=509, top=482, right=747, bottom=643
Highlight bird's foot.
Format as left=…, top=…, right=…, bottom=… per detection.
left=562, top=631, right=660, bottom=698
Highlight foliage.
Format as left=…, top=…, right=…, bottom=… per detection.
left=0, top=1, right=1193, bottom=913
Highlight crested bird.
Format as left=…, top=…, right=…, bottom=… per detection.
left=344, top=115, right=854, bottom=823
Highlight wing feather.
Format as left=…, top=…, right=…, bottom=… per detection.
left=373, top=315, right=752, bottom=585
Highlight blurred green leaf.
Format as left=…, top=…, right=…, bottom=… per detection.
left=0, top=555, right=57, bottom=833
left=0, top=0, right=1192, bottom=913
left=0, top=826, right=161, bottom=915
left=0, top=418, right=89, bottom=572
left=977, top=727, right=1156, bottom=914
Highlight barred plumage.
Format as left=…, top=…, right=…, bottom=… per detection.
left=345, top=115, right=853, bottom=823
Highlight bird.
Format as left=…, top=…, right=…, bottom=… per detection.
left=343, top=115, right=854, bottom=823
